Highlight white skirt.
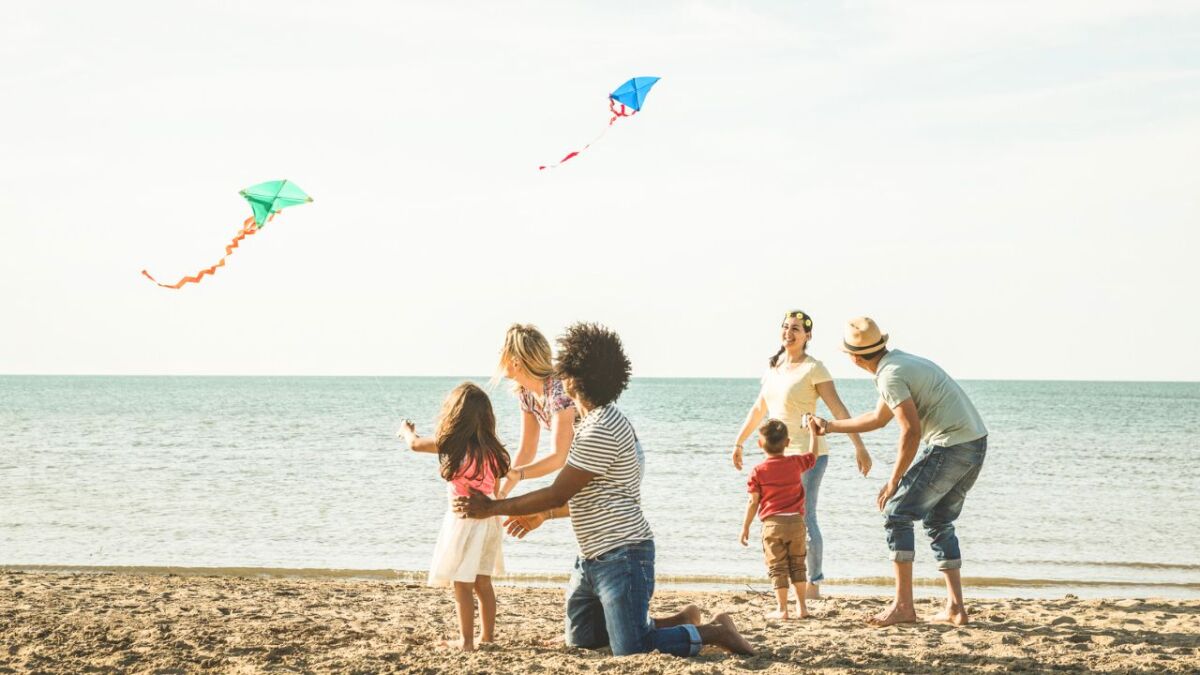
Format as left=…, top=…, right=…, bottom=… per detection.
left=427, top=490, right=504, bottom=587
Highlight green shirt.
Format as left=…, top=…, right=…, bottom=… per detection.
left=874, top=350, right=987, bottom=447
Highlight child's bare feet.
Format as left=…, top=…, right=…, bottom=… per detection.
left=867, top=601, right=918, bottom=627
left=437, top=638, right=475, bottom=652
left=765, top=608, right=790, bottom=620
left=794, top=602, right=810, bottom=619
left=932, top=602, right=969, bottom=626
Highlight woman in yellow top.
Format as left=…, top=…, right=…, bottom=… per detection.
left=732, top=310, right=872, bottom=599
left=495, top=324, right=578, bottom=498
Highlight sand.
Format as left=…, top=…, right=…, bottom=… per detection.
left=1, top=570, right=1196, bottom=674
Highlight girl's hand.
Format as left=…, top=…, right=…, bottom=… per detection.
left=397, top=420, right=417, bottom=444
left=739, top=529, right=750, bottom=547
left=856, top=448, right=873, bottom=477
left=731, top=445, right=744, bottom=471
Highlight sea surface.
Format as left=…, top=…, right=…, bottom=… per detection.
left=2, top=376, right=1198, bottom=598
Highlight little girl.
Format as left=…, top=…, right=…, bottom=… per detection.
left=399, top=382, right=511, bottom=652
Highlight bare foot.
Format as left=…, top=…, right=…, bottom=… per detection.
left=932, top=604, right=970, bottom=626
left=697, top=613, right=755, bottom=655
left=655, top=603, right=704, bottom=628
left=680, top=604, right=703, bottom=625
left=765, top=608, right=790, bottom=620
left=867, top=602, right=918, bottom=627
left=437, top=638, right=475, bottom=652
left=805, top=582, right=821, bottom=599
left=794, top=603, right=810, bottom=619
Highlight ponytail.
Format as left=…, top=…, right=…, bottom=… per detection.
left=768, top=345, right=785, bottom=368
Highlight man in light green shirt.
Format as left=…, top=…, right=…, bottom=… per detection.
left=809, top=317, right=987, bottom=629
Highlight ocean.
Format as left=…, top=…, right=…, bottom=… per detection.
left=2, top=375, right=1197, bottom=598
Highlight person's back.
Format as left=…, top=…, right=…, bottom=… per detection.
left=874, top=350, right=987, bottom=447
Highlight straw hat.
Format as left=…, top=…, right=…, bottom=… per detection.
left=841, top=316, right=889, bottom=355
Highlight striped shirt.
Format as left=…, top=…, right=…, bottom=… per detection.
left=565, top=405, right=654, bottom=558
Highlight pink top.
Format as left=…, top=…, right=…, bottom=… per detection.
left=449, top=455, right=498, bottom=498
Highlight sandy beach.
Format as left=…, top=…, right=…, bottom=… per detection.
left=1, top=570, right=1196, bottom=673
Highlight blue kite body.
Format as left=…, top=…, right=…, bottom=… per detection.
left=610, top=77, right=660, bottom=111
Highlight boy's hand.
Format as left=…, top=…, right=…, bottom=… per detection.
left=807, top=414, right=828, bottom=436
left=739, top=529, right=750, bottom=547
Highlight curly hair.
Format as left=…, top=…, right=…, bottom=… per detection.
left=554, top=322, right=631, bottom=408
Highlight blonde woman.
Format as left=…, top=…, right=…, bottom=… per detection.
left=496, top=324, right=578, bottom=497
left=732, top=310, right=873, bottom=599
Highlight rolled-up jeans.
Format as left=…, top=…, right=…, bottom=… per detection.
left=564, top=539, right=701, bottom=657
left=883, top=436, right=987, bottom=569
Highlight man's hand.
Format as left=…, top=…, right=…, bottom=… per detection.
left=453, top=488, right=494, bottom=519
left=739, top=528, right=750, bottom=547
left=731, top=445, right=744, bottom=471
left=503, top=513, right=547, bottom=539
left=807, top=414, right=828, bottom=436
left=876, top=479, right=899, bottom=512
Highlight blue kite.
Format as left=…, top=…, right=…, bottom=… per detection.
left=539, top=76, right=661, bottom=170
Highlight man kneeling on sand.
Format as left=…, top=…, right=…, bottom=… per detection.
left=808, top=317, right=988, bottom=627
left=456, top=322, right=753, bottom=657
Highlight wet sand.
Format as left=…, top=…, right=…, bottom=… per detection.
left=1, top=570, right=1197, bottom=673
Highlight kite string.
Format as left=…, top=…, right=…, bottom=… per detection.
left=538, top=98, right=637, bottom=171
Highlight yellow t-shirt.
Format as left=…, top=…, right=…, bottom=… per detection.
left=759, top=356, right=833, bottom=456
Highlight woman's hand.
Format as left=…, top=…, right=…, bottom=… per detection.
left=503, top=513, right=546, bottom=539
left=731, top=445, right=744, bottom=471
left=855, top=448, right=873, bottom=477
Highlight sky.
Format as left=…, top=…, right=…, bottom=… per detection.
left=1, top=1, right=1198, bottom=381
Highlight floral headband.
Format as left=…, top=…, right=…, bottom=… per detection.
left=784, top=310, right=813, bottom=329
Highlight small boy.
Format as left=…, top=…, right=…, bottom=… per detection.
left=739, top=418, right=817, bottom=619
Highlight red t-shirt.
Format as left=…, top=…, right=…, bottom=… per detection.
left=747, top=454, right=817, bottom=519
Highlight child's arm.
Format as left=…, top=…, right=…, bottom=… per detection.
left=398, top=420, right=438, bottom=453
left=740, top=492, right=760, bottom=546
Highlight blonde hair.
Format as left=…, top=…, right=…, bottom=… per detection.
left=495, top=323, right=555, bottom=393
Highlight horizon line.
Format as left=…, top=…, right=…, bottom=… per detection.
left=1, top=373, right=1197, bottom=385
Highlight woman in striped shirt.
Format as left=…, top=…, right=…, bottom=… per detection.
left=457, top=323, right=753, bottom=657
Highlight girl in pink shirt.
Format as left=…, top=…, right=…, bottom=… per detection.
left=399, top=382, right=511, bottom=652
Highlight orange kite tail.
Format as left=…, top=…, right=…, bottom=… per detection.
left=141, top=216, right=262, bottom=289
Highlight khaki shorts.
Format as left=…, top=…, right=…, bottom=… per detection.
left=761, top=514, right=807, bottom=589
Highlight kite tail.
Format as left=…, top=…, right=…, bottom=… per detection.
left=141, top=216, right=262, bottom=289
left=538, top=98, right=637, bottom=171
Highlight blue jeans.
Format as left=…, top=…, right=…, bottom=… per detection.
left=564, top=539, right=701, bottom=657
left=883, top=436, right=987, bottom=569
left=802, top=454, right=828, bottom=583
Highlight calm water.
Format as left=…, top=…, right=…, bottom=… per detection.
left=2, top=376, right=1198, bottom=597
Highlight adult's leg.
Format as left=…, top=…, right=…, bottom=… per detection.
left=875, top=447, right=948, bottom=626
left=869, top=561, right=916, bottom=627
left=474, top=575, right=496, bottom=642
left=564, top=557, right=608, bottom=649
left=653, top=605, right=703, bottom=628
left=923, top=440, right=986, bottom=625
left=802, top=454, right=828, bottom=597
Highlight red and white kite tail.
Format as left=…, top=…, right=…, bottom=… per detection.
left=537, top=98, right=637, bottom=171
left=141, top=213, right=274, bottom=289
